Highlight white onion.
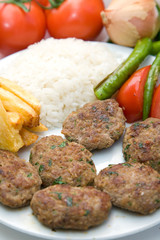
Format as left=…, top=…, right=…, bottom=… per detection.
left=101, top=0, right=160, bottom=47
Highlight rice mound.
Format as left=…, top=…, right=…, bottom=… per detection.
left=0, top=38, right=118, bottom=128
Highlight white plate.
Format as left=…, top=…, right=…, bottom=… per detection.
left=0, top=43, right=158, bottom=240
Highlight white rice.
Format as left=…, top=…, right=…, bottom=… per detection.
left=0, top=38, right=118, bottom=128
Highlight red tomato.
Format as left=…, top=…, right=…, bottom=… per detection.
left=116, top=65, right=151, bottom=123
left=45, top=0, right=104, bottom=40
left=150, top=84, right=160, bottom=118
left=0, top=1, right=46, bottom=57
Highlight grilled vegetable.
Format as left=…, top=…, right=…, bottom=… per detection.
left=151, top=41, right=160, bottom=55
left=116, top=65, right=151, bottom=123
left=150, top=84, right=160, bottom=119
left=143, top=52, right=160, bottom=120
left=94, top=38, right=152, bottom=100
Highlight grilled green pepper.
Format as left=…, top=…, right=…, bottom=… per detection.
left=94, top=38, right=152, bottom=100
left=143, top=52, right=160, bottom=120
left=151, top=41, right=160, bottom=55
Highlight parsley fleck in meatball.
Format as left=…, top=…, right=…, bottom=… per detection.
left=95, top=162, right=160, bottom=215
left=30, top=135, right=96, bottom=187
left=62, top=99, right=126, bottom=151
left=31, top=184, right=111, bottom=230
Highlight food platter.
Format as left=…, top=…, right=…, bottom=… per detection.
left=0, top=43, right=159, bottom=240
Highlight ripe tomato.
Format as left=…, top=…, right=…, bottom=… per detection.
left=45, top=0, right=105, bottom=40
left=116, top=65, right=151, bottom=123
left=150, top=84, right=160, bottom=118
left=0, top=1, right=46, bottom=57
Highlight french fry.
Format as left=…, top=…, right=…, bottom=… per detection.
left=0, top=87, right=39, bottom=128
left=0, top=77, right=48, bottom=152
left=7, top=112, right=24, bottom=130
left=28, top=122, right=48, bottom=132
left=0, top=99, right=24, bottom=152
left=0, top=77, right=40, bottom=115
left=20, top=128, right=38, bottom=146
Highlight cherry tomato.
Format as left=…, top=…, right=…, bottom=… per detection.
left=116, top=65, right=151, bottom=123
left=45, top=0, right=105, bottom=40
left=0, top=1, right=46, bottom=57
left=150, top=84, right=160, bottom=118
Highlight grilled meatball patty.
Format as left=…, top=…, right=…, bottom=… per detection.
left=123, top=118, right=160, bottom=172
left=29, top=135, right=96, bottom=187
left=0, top=150, right=42, bottom=208
left=62, top=99, right=126, bottom=151
left=31, top=184, right=111, bottom=230
left=95, top=162, right=160, bottom=214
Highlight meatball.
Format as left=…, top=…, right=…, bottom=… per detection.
left=123, top=118, right=160, bottom=172
left=95, top=162, right=160, bottom=215
left=61, top=99, right=126, bottom=151
left=29, top=135, right=96, bottom=187
left=30, top=184, right=111, bottom=230
left=0, top=150, right=42, bottom=208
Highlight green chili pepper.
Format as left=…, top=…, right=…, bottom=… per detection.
left=94, top=38, right=152, bottom=100
left=151, top=41, right=160, bottom=55
left=143, top=52, right=160, bottom=120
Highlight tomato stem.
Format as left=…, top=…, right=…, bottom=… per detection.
left=0, top=0, right=31, bottom=12
left=35, top=0, right=65, bottom=9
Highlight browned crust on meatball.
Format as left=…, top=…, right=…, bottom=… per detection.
left=123, top=118, right=160, bottom=172
left=61, top=99, right=126, bottom=151
left=29, top=135, right=96, bottom=187
left=95, top=162, right=160, bottom=215
left=0, top=150, right=42, bottom=208
left=30, top=184, right=111, bottom=230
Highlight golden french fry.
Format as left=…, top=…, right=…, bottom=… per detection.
left=7, top=112, right=24, bottom=130
left=28, top=122, right=48, bottom=132
left=20, top=128, right=38, bottom=146
left=0, top=100, right=24, bottom=152
left=0, top=77, right=40, bottom=115
left=0, top=87, right=39, bottom=128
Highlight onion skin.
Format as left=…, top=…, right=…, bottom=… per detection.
left=101, top=0, right=160, bottom=47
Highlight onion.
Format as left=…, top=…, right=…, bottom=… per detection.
left=101, top=0, right=160, bottom=47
